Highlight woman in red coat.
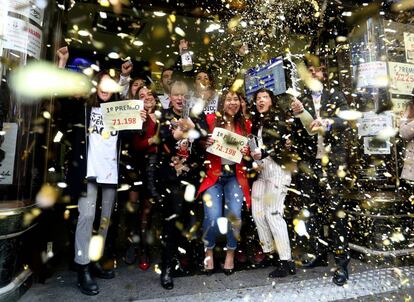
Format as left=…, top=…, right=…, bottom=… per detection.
left=199, top=90, right=251, bottom=275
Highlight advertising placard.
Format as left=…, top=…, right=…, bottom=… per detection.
left=356, top=61, right=388, bottom=88
left=404, top=32, right=414, bottom=64
left=0, top=123, right=18, bottom=185
left=101, top=100, right=144, bottom=131
left=358, top=111, right=394, bottom=136
left=388, top=62, right=414, bottom=95
left=3, top=16, right=42, bottom=59
left=206, top=127, right=248, bottom=164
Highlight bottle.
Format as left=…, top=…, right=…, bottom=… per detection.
left=181, top=48, right=193, bottom=72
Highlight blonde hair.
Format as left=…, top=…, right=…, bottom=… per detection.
left=170, top=81, right=189, bottom=96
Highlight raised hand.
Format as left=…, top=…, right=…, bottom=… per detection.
left=56, top=46, right=69, bottom=68
left=121, top=61, right=133, bottom=76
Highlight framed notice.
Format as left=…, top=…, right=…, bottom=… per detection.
left=206, top=127, right=248, bottom=164
left=404, top=32, right=414, bottom=64
left=101, top=100, right=144, bottom=131
left=357, top=111, right=393, bottom=137
left=356, top=61, right=388, bottom=88
left=363, top=137, right=391, bottom=155
left=388, top=62, right=414, bottom=95
left=0, top=123, right=18, bottom=185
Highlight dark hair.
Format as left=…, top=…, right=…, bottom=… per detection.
left=304, top=57, right=328, bottom=81
left=195, top=69, right=216, bottom=91
left=215, top=90, right=247, bottom=135
left=135, top=85, right=161, bottom=114
left=249, top=88, right=287, bottom=130
left=161, top=68, right=173, bottom=77
left=88, top=70, right=119, bottom=107
left=127, top=77, right=147, bottom=99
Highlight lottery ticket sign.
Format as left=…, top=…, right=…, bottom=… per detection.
left=101, top=100, right=144, bottom=131
left=206, top=127, right=248, bottom=164
left=388, top=62, right=414, bottom=95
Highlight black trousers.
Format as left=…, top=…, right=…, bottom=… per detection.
left=296, top=159, right=350, bottom=268
left=159, top=176, right=199, bottom=269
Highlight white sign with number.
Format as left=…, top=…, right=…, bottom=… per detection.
left=101, top=100, right=143, bottom=131
left=206, top=127, right=248, bottom=164
left=388, top=62, right=414, bottom=95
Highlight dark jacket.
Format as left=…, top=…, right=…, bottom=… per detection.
left=158, top=108, right=208, bottom=183
left=251, top=108, right=296, bottom=167
left=292, top=88, right=350, bottom=165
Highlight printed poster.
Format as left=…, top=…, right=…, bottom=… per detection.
left=101, top=100, right=144, bottom=131
left=388, top=62, right=414, bottom=95
left=358, top=111, right=394, bottom=137
left=2, top=16, right=42, bottom=59
left=206, top=127, right=248, bottom=164
left=363, top=137, right=391, bottom=155
left=0, top=123, right=18, bottom=185
left=6, top=0, right=45, bottom=26
left=404, top=32, right=414, bottom=64
left=356, top=61, right=388, bottom=88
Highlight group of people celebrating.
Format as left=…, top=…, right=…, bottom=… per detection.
left=55, top=39, right=352, bottom=296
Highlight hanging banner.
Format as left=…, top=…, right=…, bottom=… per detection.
left=206, top=127, right=248, bottom=164
left=101, top=100, right=144, bottom=131
left=388, top=62, right=414, bottom=95
left=404, top=32, right=414, bottom=64
left=0, top=123, right=18, bottom=185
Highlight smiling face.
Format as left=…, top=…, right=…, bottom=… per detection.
left=169, top=82, right=189, bottom=115
left=131, top=79, right=145, bottom=97
left=255, top=91, right=272, bottom=113
left=223, top=92, right=241, bottom=117
left=138, top=87, right=156, bottom=112
left=195, top=72, right=211, bottom=92
left=97, top=74, right=114, bottom=102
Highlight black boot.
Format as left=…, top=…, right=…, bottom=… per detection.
left=332, top=266, right=349, bottom=286
left=269, top=260, right=296, bottom=278
left=301, top=254, right=328, bottom=268
left=77, top=263, right=99, bottom=296
left=160, top=265, right=174, bottom=290
left=90, top=262, right=115, bottom=279
left=125, top=243, right=137, bottom=265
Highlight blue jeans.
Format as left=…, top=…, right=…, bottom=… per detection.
left=202, top=170, right=244, bottom=250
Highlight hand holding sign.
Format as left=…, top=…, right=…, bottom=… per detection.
left=206, top=127, right=248, bottom=164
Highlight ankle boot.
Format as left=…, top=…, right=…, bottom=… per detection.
left=269, top=260, right=296, bottom=278
left=125, top=243, right=137, bottom=265
left=90, top=262, right=115, bottom=279
left=160, top=265, right=174, bottom=290
left=332, top=266, right=349, bottom=286
left=77, top=263, right=99, bottom=295
left=302, top=254, right=328, bottom=268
